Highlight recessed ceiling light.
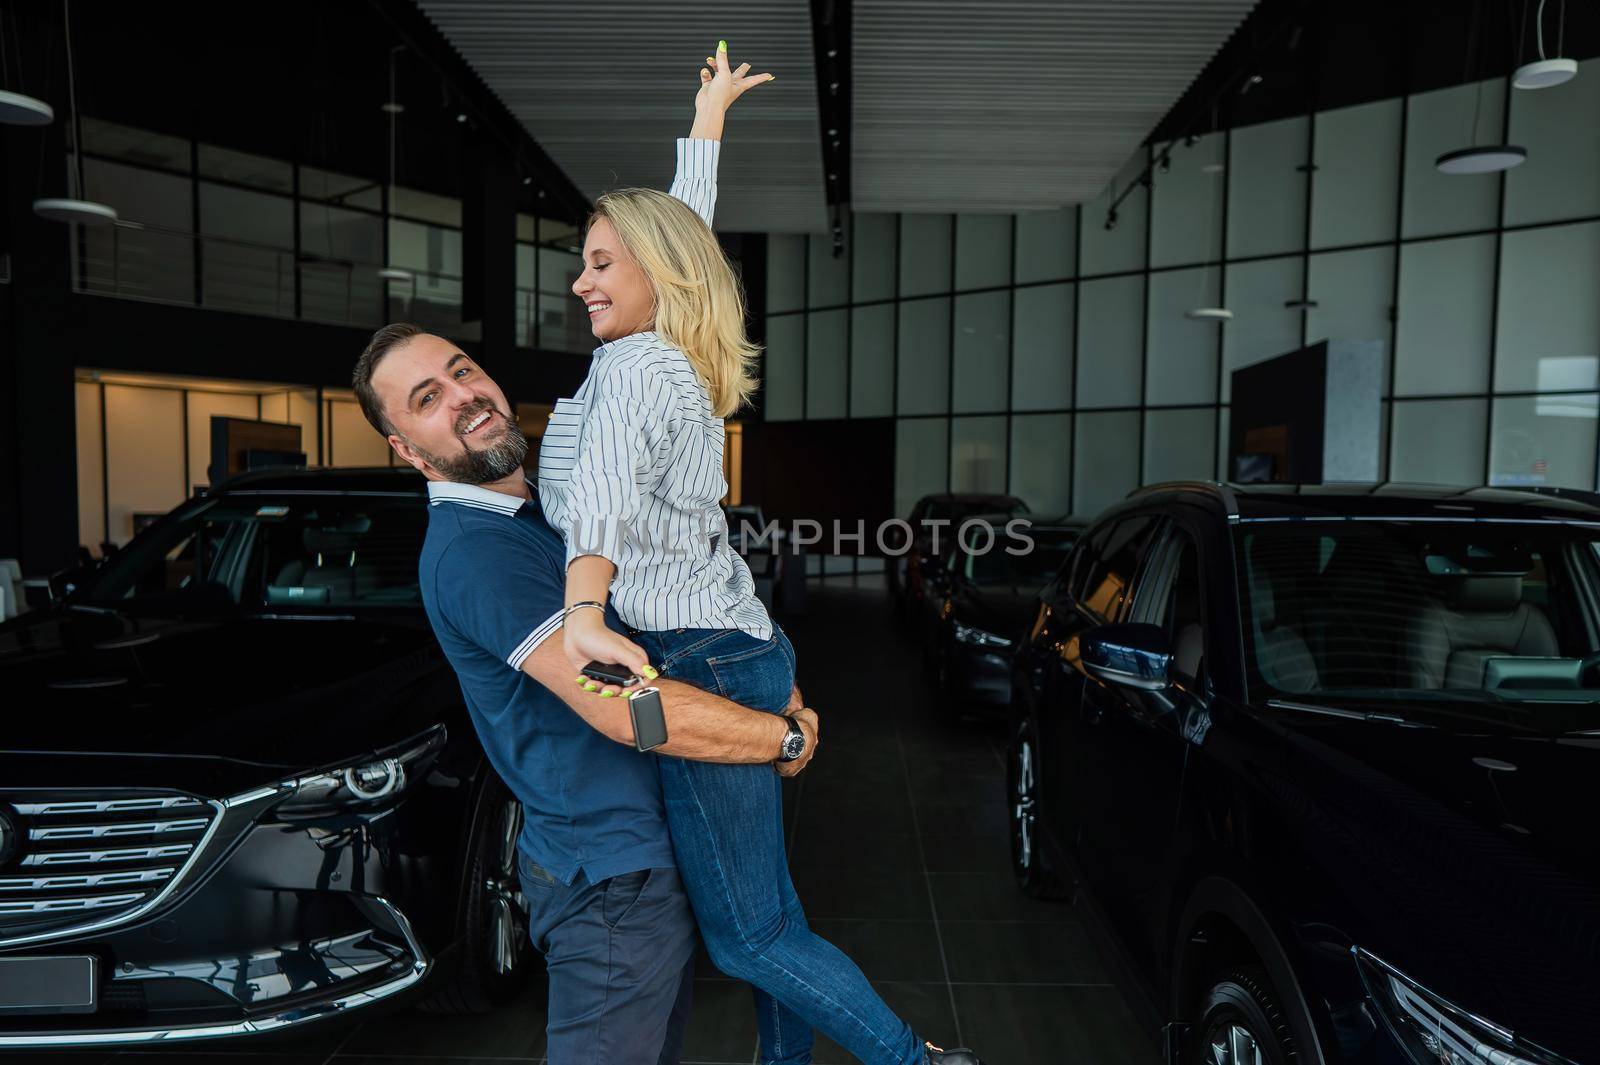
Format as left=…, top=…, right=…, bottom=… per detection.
left=455, top=113, right=467, bottom=124
left=0, top=89, right=53, bottom=126
left=32, top=198, right=117, bottom=225
left=381, top=101, right=405, bottom=114
left=1186, top=307, right=1233, bottom=320
left=1435, top=145, right=1527, bottom=174
left=1513, top=57, right=1577, bottom=89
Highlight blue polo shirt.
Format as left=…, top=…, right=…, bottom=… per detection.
left=418, top=479, right=675, bottom=885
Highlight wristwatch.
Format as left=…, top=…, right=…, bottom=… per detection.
left=777, top=714, right=808, bottom=762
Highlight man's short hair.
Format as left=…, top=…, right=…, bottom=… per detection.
left=353, top=322, right=424, bottom=436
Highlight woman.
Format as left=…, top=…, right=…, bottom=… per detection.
left=537, top=42, right=985, bottom=1065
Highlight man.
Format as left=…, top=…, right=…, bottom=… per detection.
left=352, top=322, right=819, bottom=1064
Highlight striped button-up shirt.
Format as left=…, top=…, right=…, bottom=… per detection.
left=538, top=138, right=773, bottom=640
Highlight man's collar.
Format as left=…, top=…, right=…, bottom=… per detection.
left=427, top=478, right=535, bottom=516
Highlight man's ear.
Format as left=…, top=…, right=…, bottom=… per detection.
left=388, top=434, right=430, bottom=474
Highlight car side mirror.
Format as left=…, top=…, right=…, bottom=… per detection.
left=1081, top=623, right=1173, bottom=691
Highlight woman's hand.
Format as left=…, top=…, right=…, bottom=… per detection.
left=564, top=609, right=654, bottom=696
left=693, top=41, right=773, bottom=128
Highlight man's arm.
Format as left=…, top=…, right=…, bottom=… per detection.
left=524, top=637, right=818, bottom=768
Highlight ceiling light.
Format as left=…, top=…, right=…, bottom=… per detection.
left=32, top=198, right=117, bottom=225
left=455, top=112, right=467, bottom=123
left=1186, top=307, right=1233, bottom=320
left=1435, top=145, right=1527, bottom=174
left=522, top=176, right=532, bottom=186
left=378, top=267, right=414, bottom=282
left=0, top=89, right=53, bottom=126
left=381, top=101, right=405, bottom=114
left=1514, top=57, right=1577, bottom=89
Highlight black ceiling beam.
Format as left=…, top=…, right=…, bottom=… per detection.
left=367, top=0, right=591, bottom=224
left=810, top=0, right=852, bottom=255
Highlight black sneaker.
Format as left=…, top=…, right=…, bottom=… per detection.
left=924, top=1042, right=985, bottom=1065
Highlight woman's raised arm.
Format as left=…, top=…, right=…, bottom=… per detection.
left=669, top=42, right=772, bottom=226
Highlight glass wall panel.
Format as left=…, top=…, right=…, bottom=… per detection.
left=955, top=214, right=1011, bottom=291
left=1080, top=152, right=1148, bottom=277
left=1490, top=394, right=1598, bottom=490
left=1143, top=408, right=1217, bottom=486
left=1073, top=410, right=1140, bottom=516
left=537, top=293, right=594, bottom=354
left=1216, top=406, right=1230, bottom=481
left=1150, top=132, right=1224, bottom=268
left=1227, top=117, right=1308, bottom=259
left=767, top=233, right=805, bottom=313
left=853, top=213, right=897, bottom=303
left=1402, top=79, right=1505, bottom=238
left=809, top=219, right=850, bottom=308
left=1306, top=246, right=1393, bottom=355
left=895, top=418, right=949, bottom=519
left=1011, top=283, right=1074, bottom=411
left=393, top=187, right=461, bottom=228
left=899, top=214, right=953, bottom=297
left=198, top=144, right=292, bottom=193
left=81, top=119, right=190, bottom=172
left=82, top=158, right=195, bottom=305
left=1221, top=257, right=1304, bottom=401
left=952, top=291, right=1010, bottom=413
left=199, top=183, right=294, bottom=317
left=1010, top=413, right=1072, bottom=514
left=1310, top=98, right=1401, bottom=249
left=950, top=416, right=1008, bottom=495
left=1394, top=234, right=1495, bottom=395
left=1146, top=267, right=1221, bottom=406
left=806, top=310, right=849, bottom=419
left=1014, top=208, right=1075, bottom=284
left=298, top=166, right=381, bottom=210
left=897, top=297, right=951, bottom=415
left=1076, top=275, right=1144, bottom=408
left=1494, top=222, right=1600, bottom=394
left=1389, top=399, right=1486, bottom=485
left=850, top=304, right=895, bottom=417
left=1505, top=59, right=1600, bottom=226
left=763, top=315, right=804, bottom=421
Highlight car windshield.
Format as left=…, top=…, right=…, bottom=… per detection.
left=74, top=493, right=428, bottom=616
left=966, top=530, right=1077, bottom=586
left=1236, top=520, right=1600, bottom=728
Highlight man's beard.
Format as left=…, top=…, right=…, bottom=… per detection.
left=409, top=403, right=529, bottom=485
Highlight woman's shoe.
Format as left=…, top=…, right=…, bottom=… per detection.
left=924, top=1042, right=985, bottom=1064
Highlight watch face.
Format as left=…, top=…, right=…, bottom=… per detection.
left=781, top=722, right=806, bottom=760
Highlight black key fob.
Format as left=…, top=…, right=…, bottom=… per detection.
left=582, top=660, right=639, bottom=687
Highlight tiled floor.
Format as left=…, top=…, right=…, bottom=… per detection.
left=46, top=581, right=1157, bottom=1065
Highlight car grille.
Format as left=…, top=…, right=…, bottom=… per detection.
left=0, top=791, right=221, bottom=948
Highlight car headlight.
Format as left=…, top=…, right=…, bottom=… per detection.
left=1355, top=948, right=1576, bottom=1065
left=953, top=621, right=1013, bottom=649
left=274, top=725, right=447, bottom=819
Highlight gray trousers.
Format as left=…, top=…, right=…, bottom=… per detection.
left=519, top=856, right=698, bottom=1065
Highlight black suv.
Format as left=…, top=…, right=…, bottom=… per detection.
left=1007, top=482, right=1600, bottom=1065
left=0, top=468, right=531, bottom=1047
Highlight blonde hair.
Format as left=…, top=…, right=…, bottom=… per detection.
left=589, top=189, right=760, bottom=417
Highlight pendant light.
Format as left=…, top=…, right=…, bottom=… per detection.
left=31, top=0, right=117, bottom=225
left=1436, top=4, right=1526, bottom=175
left=1514, top=0, right=1577, bottom=89
left=0, top=1, right=52, bottom=124
left=378, top=44, right=414, bottom=288
left=1187, top=131, right=1231, bottom=321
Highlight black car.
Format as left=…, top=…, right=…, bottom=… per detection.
left=0, top=468, right=532, bottom=1047
left=1007, top=482, right=1600, bottom=1065
left=890, top=493, right=1029, bottom=617
left=923, top=516, right=1081, bottom=719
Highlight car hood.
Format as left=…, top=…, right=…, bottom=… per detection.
left=953, top=583, right=1040, bottom=641
left=0, top=608, right=452, bottom=787
left=1251, top=708, right=1600, bottom=1061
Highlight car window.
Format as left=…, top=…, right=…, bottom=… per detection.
left=1146, top=533, right=1205, bottom=684
left=1078, top=515, right=1159, bottom=622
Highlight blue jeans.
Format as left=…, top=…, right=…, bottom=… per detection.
left=518, top=856, right=697, bottom=1065
left=633, top=626, right=925, bottom=1065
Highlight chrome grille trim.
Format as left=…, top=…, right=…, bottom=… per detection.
left=21, top=844, right=193, bottom=867
left=29, top=818, right=210, bottom=841
left=0, top=892, right=146, bottom=914
left=12, top=797, right=205, bottom=816
left=0, top=869, right=175, bottom=892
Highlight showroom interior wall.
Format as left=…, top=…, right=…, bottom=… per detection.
left=763, top=61, right=1600, bottom=520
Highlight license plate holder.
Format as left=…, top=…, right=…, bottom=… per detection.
left=0, top=955, right=98, bottom=1015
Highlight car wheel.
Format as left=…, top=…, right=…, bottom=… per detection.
left=1192, top=967, right=1299, bottom=1065
left=419, top=772, right=534, bottom=1013
left=1007, top=715, right=1068, bottom=899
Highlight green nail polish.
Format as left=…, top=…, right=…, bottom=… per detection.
left=718, top=39, right=727, bottom=52
left=583, top=681, right=599, bottom=691
left=642, top=665, right=660, bottom=680
left=599, top=689, right=616, bottom=698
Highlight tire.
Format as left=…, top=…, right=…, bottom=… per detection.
left=418, top=771, right=534, bottom=1013
left=1007, top=714, right=1069, bottom=899
left=1191, top=966, right=1299, bottom=1065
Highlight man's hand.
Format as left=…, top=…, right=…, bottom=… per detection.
left=775, top=706, right=818, bottom=778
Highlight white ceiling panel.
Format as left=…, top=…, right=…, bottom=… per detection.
left=853, top=0, right=1258, bottom=213
left=417, top=0, right=828, bottom=232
